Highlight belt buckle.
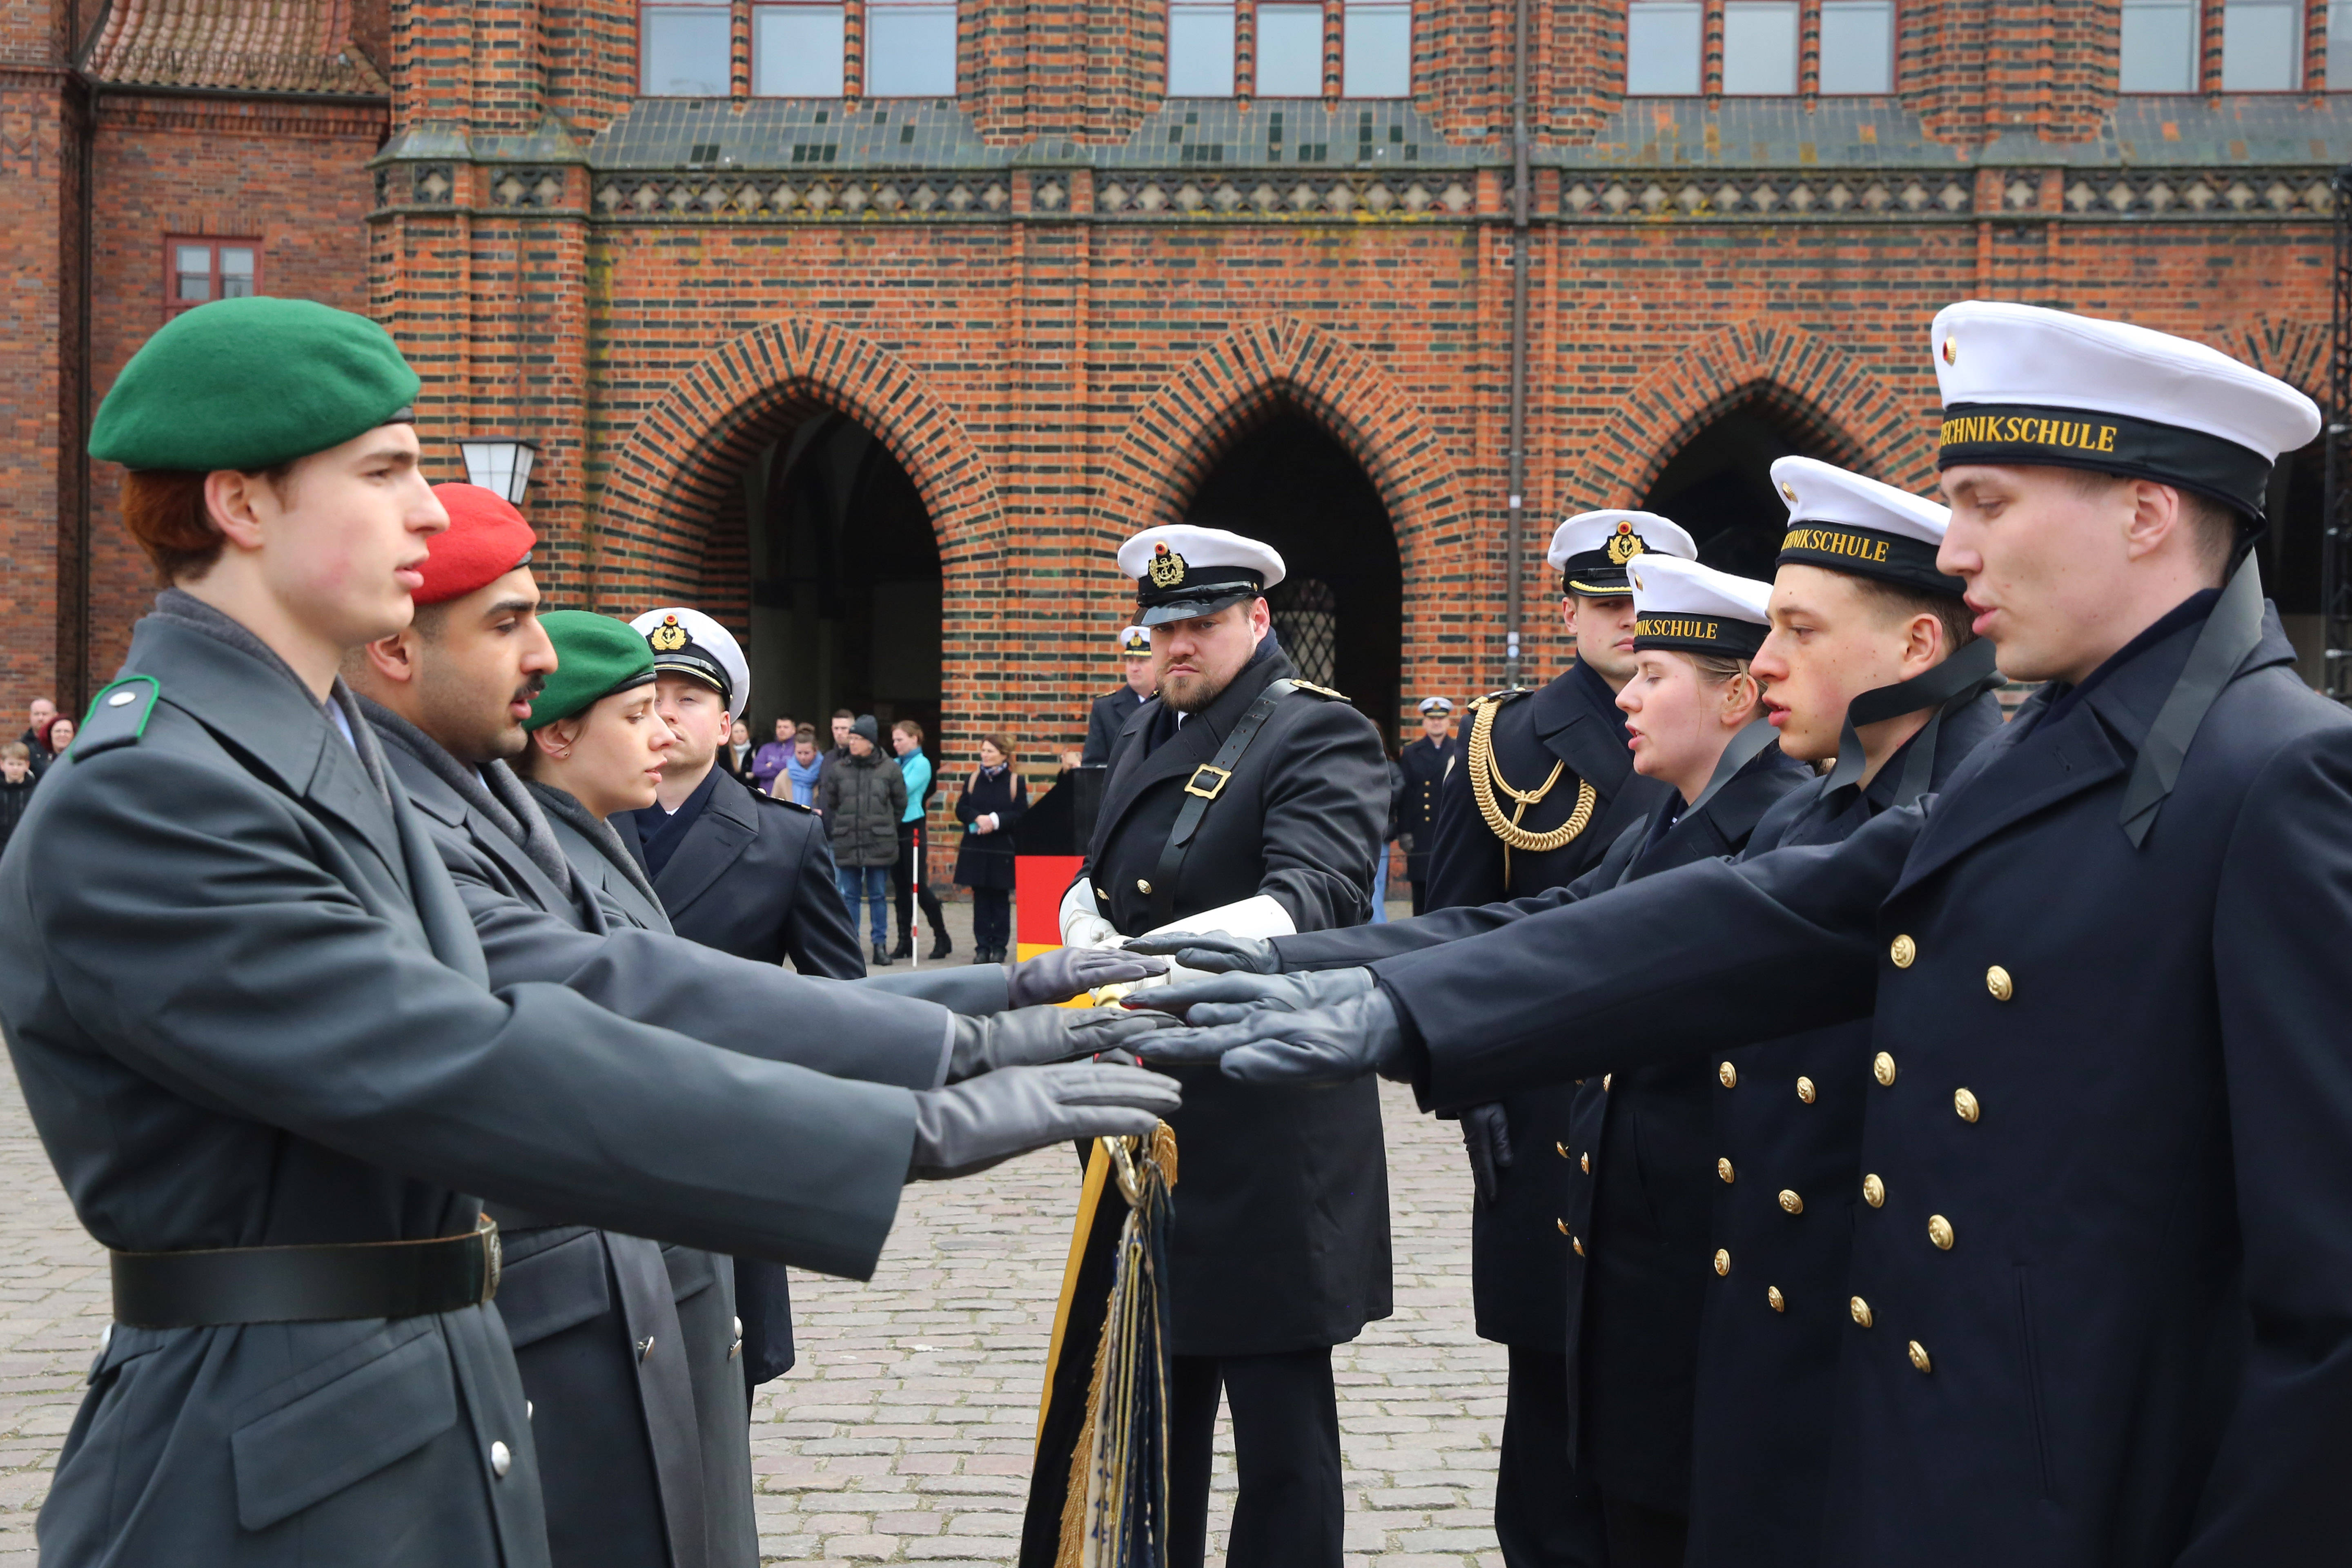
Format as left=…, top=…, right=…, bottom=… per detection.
left=1184, top=764, right=1232, bottom=800
left=476, top=1215, right=502, bottom=1304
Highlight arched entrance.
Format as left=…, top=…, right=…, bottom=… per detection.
left=1181, top=408, right=1403, bottom=734
left=1640, top=397, right=1856, bottom=577
left=708, top=412, right=943, bottom=741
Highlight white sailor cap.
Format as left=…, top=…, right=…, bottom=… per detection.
left=630, top=606, right=751, bottom=722
left=1417, top=696, right=1454, bottom=715
left=1629, top=554, right=1773, bottom=658
left=1118, top=625, right=1153, bottom=656
left=1118, top=524, right=1287, bottom=626
left=1546, top=510, right=1698, bottom=596
left=1771, top=456, right=1962, bottom=599
left=1931, top=300, right=2321, bottom=521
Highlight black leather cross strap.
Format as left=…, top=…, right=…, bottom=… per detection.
left=111, top=1219, right=501, bottom=1328
left=1145, top=678, right=1300, bottom=930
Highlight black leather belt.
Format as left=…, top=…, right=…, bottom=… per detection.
left=110, top=1218, right=502, bottom=1328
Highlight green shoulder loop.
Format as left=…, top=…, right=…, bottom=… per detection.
left=76, top=676, right=161, bottom=757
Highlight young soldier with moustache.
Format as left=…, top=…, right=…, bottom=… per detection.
left=1060, top=523, right=1389, bottom=1568
left=1134, top=303, right=2352, bottom=1568
left=0, top=299, right=1184, bottom=1568
left=343, top=482, right=1178, bottom=1568
left=1144, top=555, right=1811, bottom=1565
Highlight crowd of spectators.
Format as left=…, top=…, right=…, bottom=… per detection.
left=0, top=697, right=74, bottom=857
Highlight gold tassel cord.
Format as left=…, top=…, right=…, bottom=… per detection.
left=1465, top=695, right=1597, bottom=882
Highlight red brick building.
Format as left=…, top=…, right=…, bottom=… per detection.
left=7, top=0, right=2346, bottom=779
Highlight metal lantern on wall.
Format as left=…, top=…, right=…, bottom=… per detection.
left=459, top=438, right=539, bottom=505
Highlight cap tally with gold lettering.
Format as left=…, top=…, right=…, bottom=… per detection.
left=1931, top=300, right=2321, bottom=522
left=1546, top=510, right=1698, bottom=597
left=1771, top=457, right=1960, bottom=599
left=629, top=606, right=751, bottom=723
left=416, top=483, right=536, bottom=606
left=1118, top=524, right=1287, bottom=627
left=1629, top=555, right=1773, bottom=658
left=1119, top=625, right=1153, bottom=657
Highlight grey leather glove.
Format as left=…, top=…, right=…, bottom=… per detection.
left=1131, top=986, right=1410, bottom=1085
left=1123, top=966, right=1373, bottom=1022
left=1120, top=930, right=1281, bottom=975
left=945, top=1005, right=1181, bottom=1083
left=1007, top=947, right=1170, bottom=1008
left=1459, top=1103, right=1513, bottom=1205
left=908, top=1061, right=1183, bottom=1180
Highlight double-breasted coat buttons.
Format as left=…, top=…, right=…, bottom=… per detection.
left=1909, top=1340, right=1933, bottom=1373
left=1873, top=1052, right=1898, bottom=1087
left=1796, top=1076, right=1816, bottom=1103
left=1715, top=1249, right=1731, bottom=1276
left=1862, top=1174, right=1885, bottom=1207
left=1850, top=1296, right=1873, bottom=1328
left=1928, top=1214, right=1955, bottom=1250
left=1890, top=934, right=1917, bottom=967
left=1954, top=1088, right=1981, bottom=1123
left=1779, top=1189, right=1804, bottom=1214
left=1717, top=1158, right=1735, bottom=1183
left=1719, top=1061, right=1738, bottom=1088
left=1986, top=965, right=2013, bottom=1001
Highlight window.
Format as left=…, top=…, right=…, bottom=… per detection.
left=167, top=238, right=257, bottom=316
left=2221, top=0, right=2301, bottom=87
left=866, top=0, right=957, bottom=95
left=2119, top=0, right=2199, bottom=89
left=1343, top=1, right=1412, bottom=96
left=641, top=0, right=730, bottom=95
left=1169, top=0, right=1237, bottom=94
left=1818, top=0, right=1894, bottom=91
left=2333, top=0, right=2352, bottom=82
left=1721, top=0, right=1799, bottom=91
left=1256, top=2, right=1326, bottom=93
left=752, top=1, right=844, bottom=94
left=1625, top=0, right=1703, bottom=93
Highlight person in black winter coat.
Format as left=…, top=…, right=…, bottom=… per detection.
left=953, top=735, right=1028, bottom=962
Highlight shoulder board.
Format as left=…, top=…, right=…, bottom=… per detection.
left=1287, top=679, right=1350, bottom=702
left=75, top=675, right=161, bottom=757
left=759, top=793, right=816, bottom=815
left=1474, top=686, right=1534, bottom=709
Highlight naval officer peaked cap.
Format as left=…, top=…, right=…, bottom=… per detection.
left=631, top=606, right=751, bottom=723
left=1418, top=696, right=1455, bottom=715
left=1119, top=524, right=1287, bottom=626
left=529, top=612, right=659, bottom=732
left=1119, top=625, right=1154, bottom=656
left=1771, top=456, right=1963, bottom=599
left=89, top=297, right=422, bottom=472
left=1629, top=554, right=1774, bottom=658
left=1931, top=300, right=2322, bottom=521
left=1546, top=510, right=1699, bottom=596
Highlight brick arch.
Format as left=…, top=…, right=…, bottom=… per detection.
left=1571, top=319, right=1924, bottom=508
left=2221, top=313, right=2327, bottom=401
left=1096, top=315, right=1469, bottom=559
left=594, top=316, right=1006, bottom=608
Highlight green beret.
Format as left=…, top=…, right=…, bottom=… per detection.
left=89, top=297, right=422, bottom=472
left=527, top=611, right=659, bottom=732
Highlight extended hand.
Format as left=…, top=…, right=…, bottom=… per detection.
left=1459, top=1102, right=1514, bottom=1205
left=1120, top=930, right=1280, bottom=974
left=945, top=1005, right=1181, bottom=1082
left=1007, top=946, right=1171, bottom=1008
left=1128, top=987, right=1410, bottom=1084
left=1123, top=966, right=1373, bottom=1023
left=908, top=1061, right=1183, bottom=1180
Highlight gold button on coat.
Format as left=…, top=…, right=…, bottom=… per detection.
left=1890, top=934, right=1916, bottom=968
left=1986, top=965, right=2013, bottom=1001
left=1908, top=1340, right=1933, bottom=1373
left=1767, top=1286, right=1785, bottom=1312
left=1714, top=1249, right=1731, bottom=1276
left=1581, top=1152, right=1591, bottom=1174
left=1717, top=1157, right=1735, bottom=1183
left=1850, top=1296, right=1873, bottom=1328
left=1796, top=1076, right=1817, bottom=1103
left=1556, top=1218, right=1570, bottom=1235
left=1573, top=1235, right=1585, bottom=1256
left=1954, top=1088, right=1980, bottom=1123
left=1601, top=1073, right=1613, bottom=1091
left=1136, top=878, right=1152, bottom=895
left=1556, top=1141, right=1570, bottom=1158
left=1862, top=1174, right=1885, bottom=1208
left=1873, top=1051, right=1897, bottom=1087
left=1779, top=1189, right=1804, bottom=1214
left=1718, top=1061, right=1737, bottom=1088
left=1928, top=1214, right=1955, bottom=1250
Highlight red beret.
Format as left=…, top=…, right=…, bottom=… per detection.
left=418, top=483, right=537, bottom=606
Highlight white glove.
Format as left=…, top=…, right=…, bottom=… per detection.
left=1059, top=878, right=1121, bottom=949
left=1120, top=895, right=1299, bottom=992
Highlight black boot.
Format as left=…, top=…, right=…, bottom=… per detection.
left=928, top=929, right=953, bottom=960
left=891, top=930, right=914, bottom=960
left=871, top=941, right=895, bottom=967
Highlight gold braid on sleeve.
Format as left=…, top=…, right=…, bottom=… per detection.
left=1466, top=694, right=1597, bottom=882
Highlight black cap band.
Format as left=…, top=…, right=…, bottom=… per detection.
left=1134, top=557, right=1265, bottom=626
left=649, top=646, right=731, bottom=702
left=1777, top=522, right=1965, bottom=599
left=1633, top=615, right=1768, bottom=658
left=1936, top=403, right=2273, bottom=520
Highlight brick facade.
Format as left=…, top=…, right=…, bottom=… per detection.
left=7, top=0, right=2348, bottom=823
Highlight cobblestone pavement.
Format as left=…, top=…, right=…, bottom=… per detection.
left=0, top=920, right=1508, bottom=1566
